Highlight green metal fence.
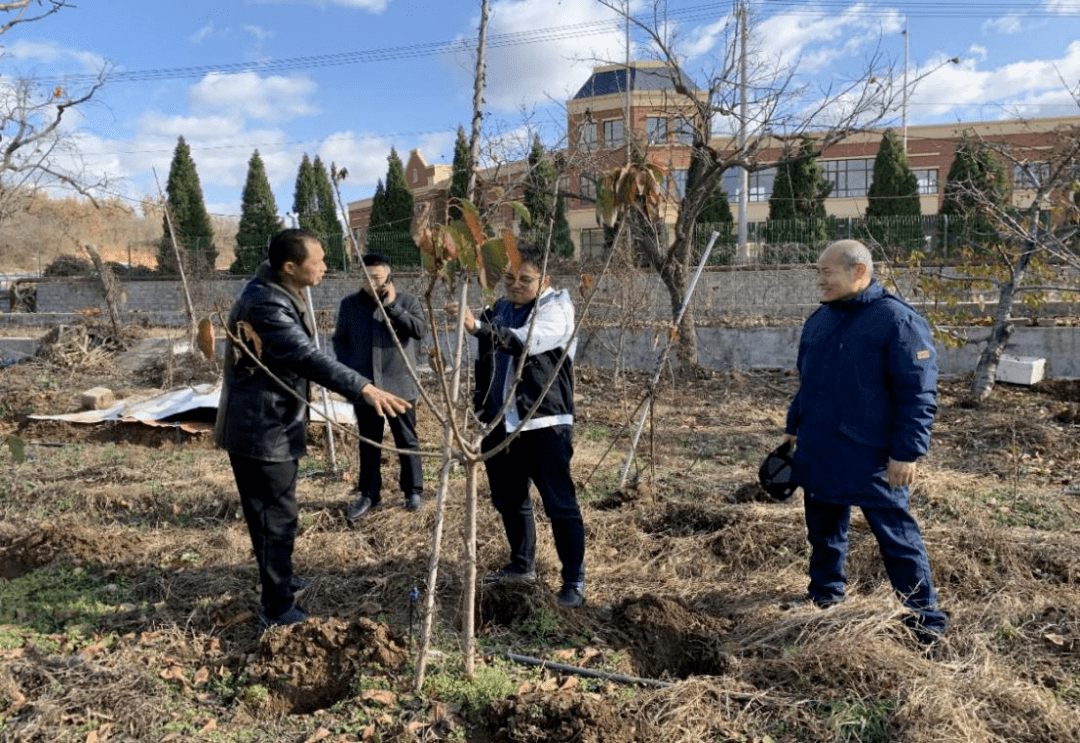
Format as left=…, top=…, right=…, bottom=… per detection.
left=692, top=214, right=970, bottom=267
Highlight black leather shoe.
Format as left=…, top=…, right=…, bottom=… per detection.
left=405, top=494, right=423, bottom=512
left=346, top=495, right=378, bottom=521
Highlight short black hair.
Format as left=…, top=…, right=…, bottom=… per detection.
left=517, top=247, right=545, bottom=273
left=362, top=251, right=391, bottom=268
left=268, top=228, right=318, bottom=271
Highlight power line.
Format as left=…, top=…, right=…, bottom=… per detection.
left=43, top=1, right=1079, bottom=87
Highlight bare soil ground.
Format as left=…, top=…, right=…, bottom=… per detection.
left=1, top=324, right=1079, bottom=742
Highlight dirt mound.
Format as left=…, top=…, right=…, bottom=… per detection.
left=0, top=523, right=143, bottom=579
left=245, top=616, right=408, bottom=715
left=481, top=687, right=635, bottom=743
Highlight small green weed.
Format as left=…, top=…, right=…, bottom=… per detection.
left=817, top=697, right=896, bottom=743
left=0, top=562, right=134, bottom=635
left=423, top=655, right=521, bottom=714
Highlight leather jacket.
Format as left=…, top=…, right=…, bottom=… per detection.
left=214, top=262, right=371, bottom=462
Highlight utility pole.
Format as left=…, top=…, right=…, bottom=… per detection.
left=623, top=0, right=631, bottom=167
left=736, top=0, right=749, bottom=262
left=902, top=17, right=909, bottom=153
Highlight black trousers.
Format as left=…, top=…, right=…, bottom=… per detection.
left=482, top=425, right=585, bottom=584
left=229, top=453, right=299, bottom=618
left=354, top=402, right=423, bottom=502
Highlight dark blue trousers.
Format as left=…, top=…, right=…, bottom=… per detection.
left=804, top=495, right=948, bottom=633
left=354, top=402, right=423, bottom=503
left=482, top=425, right=585, bottom=585
left=229, top=453, right=299, bottom=618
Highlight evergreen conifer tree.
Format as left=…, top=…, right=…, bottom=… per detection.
left=523, top=136, right=556, bottom=228
left=292, top=154, right=317, bottom=229
left=866, top=130, right=920, bottom=218
left=940, top=140, right=1010, bottom=253
left=767, top=136, right=831, bottom=252
left=368, top=149, right=417, bottom=263
left=312, top=155, right=347, bottom=271
left=551, top=194, right=574, bottom=258
left=448, top=126, right=470, bottom=221
left=159, top=136, right=217, bottom=275
left=232, top=150, right=283, bottom=275
left=862, top=130, right=922, bottom=255
left=369, top=179, right=387, bottom=231
left=383, top=148, right=414, bottom=232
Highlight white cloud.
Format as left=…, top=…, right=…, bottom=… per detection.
left=908, top=41, right=1080, bottom=122
left=316, top=131, right=395, bottom=193
left=2, top=39, right=106, bottom=73
left=983, top=15, right=1022, bottom=35
left=1046, top=0, right=1080, bottom=14
left=190, top=72, right=319, bottom=122
left=189, top=23, right=214, bottom=44
left=752, top=5, right=904, bottom=75
left=243, top=25, right=275, bottom=41
left=450, top=0, right=629, bottom=111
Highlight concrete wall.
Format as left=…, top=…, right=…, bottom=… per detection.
left=5, top=271, right=1079, bottom=379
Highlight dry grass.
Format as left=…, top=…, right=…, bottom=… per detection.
left=0, top=346, right=1079, bottom=741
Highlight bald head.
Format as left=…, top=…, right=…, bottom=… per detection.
left=816, top=240, right=873, bottom=302
left=821, top=240, right=874, bottom=279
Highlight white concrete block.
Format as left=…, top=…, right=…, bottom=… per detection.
left=996, top=355, right=1046, bottom=385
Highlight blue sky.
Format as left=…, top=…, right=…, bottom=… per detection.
left=3, top=0, right=1079, bottom=221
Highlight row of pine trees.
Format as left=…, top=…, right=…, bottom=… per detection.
left=157, top=126, right=1012, bottom=275
left=157, top=137, right=349, bottom=276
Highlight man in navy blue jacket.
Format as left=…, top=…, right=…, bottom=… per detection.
left=333, top=252, right=427, bottom=519
left=784, top=239, right=947, bottom=642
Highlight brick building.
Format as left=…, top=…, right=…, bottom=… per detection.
left=348, top=60, right=1080, bottom=260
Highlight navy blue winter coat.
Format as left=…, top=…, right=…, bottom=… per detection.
left=785, top=281, right=937, bottom=507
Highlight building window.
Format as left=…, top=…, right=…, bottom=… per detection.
left=579, top=228, right=607, bottom=259
left=722, top=167, right=776, bottom=203
left=914, top=168, right=938, bottom=195
left=671, top=169, right=688, bottom=199
left=1013, top=162, right=1049, bottom=189
left=578, top=122, right=597, bottom=151
left=578, top=175, right=597, bottom=202
left=646, top=116, right=668, bottom=144
left=672, top=117, right=695, bottom=145
left=822, top=158, right=874, bottom=198
left=603, top=119, right=625, bottom=149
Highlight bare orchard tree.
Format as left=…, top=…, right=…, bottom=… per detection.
left=594, top=0, right=906, bottom=369
left=1, top=1, right=109, bottom=226
left=921, top=111, right=1080, bottom=404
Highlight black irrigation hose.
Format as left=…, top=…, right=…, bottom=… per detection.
left=484, top=648, right=674, bottom=689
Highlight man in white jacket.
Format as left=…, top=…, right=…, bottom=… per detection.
left=447, top=249, right=585, bottom=608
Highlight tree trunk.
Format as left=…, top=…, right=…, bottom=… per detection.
left=461, top=459, right=479, bottom=677
left=465, top=0, right=489, bottom=204
left=83, top=244, right=123, bottom=336
left=659, top=245, right=698, bottom=371
left=969, top=242, right=1036, bottom=403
